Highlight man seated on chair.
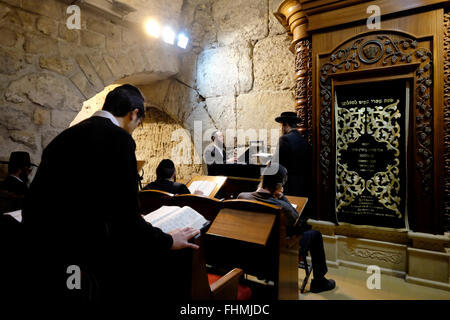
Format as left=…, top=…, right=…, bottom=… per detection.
left=237, top=164, right=336, bottom=293
left=143, top=159, right=191, bottom=195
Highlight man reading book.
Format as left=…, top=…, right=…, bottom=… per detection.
left=237, top=164, right=336, bottom=293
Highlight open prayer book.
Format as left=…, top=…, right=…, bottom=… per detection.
left=188, top=180, right=217, bottom=197
left=3, top=209, right=22, bottom=222
left=144, top=205, right=209, bottom=233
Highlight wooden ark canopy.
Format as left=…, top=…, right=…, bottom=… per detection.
left=275, top=0, right=450, bottom=234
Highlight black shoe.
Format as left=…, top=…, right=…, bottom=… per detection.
left=310, top=278, right=336, bottom=293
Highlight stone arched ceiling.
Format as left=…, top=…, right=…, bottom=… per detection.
left=0, top=0, right=184, bottom=164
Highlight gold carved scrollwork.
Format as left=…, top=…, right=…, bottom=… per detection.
left=366, top=102, right=401, bottom=157
left=336, top=101, right=402, bottom=218
left=365, top=102, right=402, bottom=218
left=336, top=107, right=366, bottom=211
left=319, top=32, right=433, bottom=197
left=366, top=160, right=401, bottom=217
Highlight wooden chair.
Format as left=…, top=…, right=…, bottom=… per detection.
left=299, top=254, right=312, bottom=293
left=166, top=235, right=248, bottom=300
left=191, top=236, right=248, bottom=300
left=138, top=189, right=172, bottom=215
left=170, top=194, right=222, bottom=223
left=205, top=199, right=300, bottom=299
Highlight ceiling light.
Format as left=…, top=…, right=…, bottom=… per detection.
left=145, top=19, right=160, bottom=38
left=177, top=33, right=189, bottom=49
left=162, top=26, right=175, bottom=45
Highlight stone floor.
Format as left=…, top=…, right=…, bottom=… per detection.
left=299, top=265, right=450, bottom=300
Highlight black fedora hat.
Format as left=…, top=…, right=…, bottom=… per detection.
left=5, top=151, right=37, bottom=167
left=275, top=111, right=301, bottom=124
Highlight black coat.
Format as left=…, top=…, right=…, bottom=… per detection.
left=0, top=175, right=28, bottom=196
left=274, top=129, right=311, bottom=197
left=144, top=179, right=190, bottom=195
left=21, top=116, right=173, bottom=303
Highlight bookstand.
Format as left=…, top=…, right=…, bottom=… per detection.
left=186, top=175, right=227, bottom=198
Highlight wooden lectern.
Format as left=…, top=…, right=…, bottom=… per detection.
left=204, top=199, right=306, bottom=300
left=186, top=175, right=227, bottom=198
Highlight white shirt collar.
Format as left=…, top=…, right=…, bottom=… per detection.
left=256, top=187, right=271, bottom=194
left=9, top=175, right=23, bottom=183
left=92, top=110, right=119, bottom=127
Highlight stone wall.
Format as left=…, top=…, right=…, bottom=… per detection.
left=134, top=107, right=203, bottom=184
left=0, top=0, right=294, bottom=181
left=73, top=85, right=203, bottom=184
left=0, top=0, right=180, bottom=178
left=175, top=0, right=295, bottom=153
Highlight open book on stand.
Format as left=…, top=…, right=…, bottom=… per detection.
left=188, top=180, right=217, bottom=196
left=143, top=205, right=210, bottom=233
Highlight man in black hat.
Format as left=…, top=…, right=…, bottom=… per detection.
left=143, top=159, right=191, bottom=195
left=0, top=151, right=36, bottom=197
left=273, top=111, right=311, bottom=197
left=238, top=164, right=335, bottom=293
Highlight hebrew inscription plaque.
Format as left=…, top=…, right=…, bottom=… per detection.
left=335, top=80, right=407, bottom=228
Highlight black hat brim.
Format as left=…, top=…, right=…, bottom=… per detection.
left=0, top=160, right=38, bottom=167
left=275, top=116, right=301, bottom=123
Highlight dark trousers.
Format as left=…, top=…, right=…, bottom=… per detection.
left=299, top=230, right=328, bottom=280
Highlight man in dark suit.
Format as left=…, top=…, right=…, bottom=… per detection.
left=144, top=159, right=190, bottom=195
left=20, top=84, right=199, bottom=304
left=204, top=130, right=238, bottom=175
left=238, top=164, right=335, bottom=293
left=273, top=112, right=311, bottom=197
left=204, top=130, right=228, bottom=165
left=0, top=151, right=36, bottom=214
left=0, top=151, right=36, bottom=197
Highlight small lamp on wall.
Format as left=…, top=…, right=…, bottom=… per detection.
left=177, top=33, right=189, bottom=49
left=144, top=19, right=189, bottom=49
left=145, top=19, right=161, bottom=38
left=162, top=26, right=176, bottom=45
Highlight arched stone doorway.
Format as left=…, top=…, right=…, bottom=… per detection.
left=0, top=0, right=195, bottom=181
left=72, top=83, right=204, bottom=184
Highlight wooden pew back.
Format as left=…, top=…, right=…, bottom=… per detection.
left=139, top=189, right=173, bottom=215
left=170, top=194, right=222, bottom=223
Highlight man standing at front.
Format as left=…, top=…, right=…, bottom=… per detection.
left=273, top=112, right=311, bottom=197
left=21, top=84, right=199, bottom=305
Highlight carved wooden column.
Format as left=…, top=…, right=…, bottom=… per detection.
left=444, top=11, right=450, bottom=232
left=275, top=1, right=312, bottom=142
